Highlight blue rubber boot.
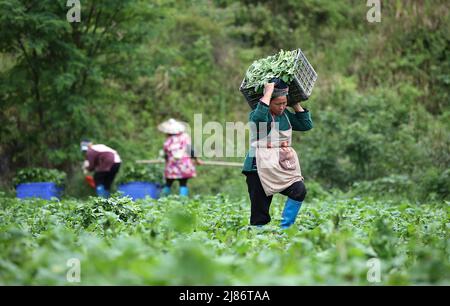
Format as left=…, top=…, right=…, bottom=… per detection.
left=162, top=186, right=171, bottom=196
left=281, top=198, right=302, bottom=229
left=179, top=186, right=189, bottom=197
left=96, top=185, right=108, bottom=198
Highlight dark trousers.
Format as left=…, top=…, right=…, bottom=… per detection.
left=165, top=178, right=188, bottom=188
left=94, top=163, right=121, bottom=191
left=244, top=171, right=307, bottom=226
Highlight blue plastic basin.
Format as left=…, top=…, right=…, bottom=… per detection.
left=118, top=182, right=160, bottom=200
left=16, top=182, right=62, bottom=200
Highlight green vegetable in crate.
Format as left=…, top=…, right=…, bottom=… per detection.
left=244, top=50, right=298, bottom=93
left=240, top=49, right=317, bottom=109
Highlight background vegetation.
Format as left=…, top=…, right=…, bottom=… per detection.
left=0, top=0, right=448, bottom=199
left=0, top=0, right=449, bottom=286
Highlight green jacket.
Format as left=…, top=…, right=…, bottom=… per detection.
left=242, top=102, right=313, bottom=173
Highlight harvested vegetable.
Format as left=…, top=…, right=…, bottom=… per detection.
left=243, top=49, right=298, bottom=93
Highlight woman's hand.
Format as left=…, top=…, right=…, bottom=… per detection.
left=291, top=102, right=305, bottom=112
left=260, top=82, right=275, bottom=105
left=194, top=158, right=204, bottom=166
left=264, top=82, right=275, bottom=92
left=82, top=160, right=90, bottom=174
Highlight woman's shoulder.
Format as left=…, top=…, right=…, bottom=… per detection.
left=164, top=135, right=174, bottom=146
left=165, top=133, right=190, bottom=144
left=180, top=132, right=191, bottom=141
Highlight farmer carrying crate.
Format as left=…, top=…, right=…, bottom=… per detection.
left=240, top=49, right=317, bottom=229
left=242, top=78, right=313, bottom=229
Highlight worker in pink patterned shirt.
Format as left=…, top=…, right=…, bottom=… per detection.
left=158, top=119, right=203, bottom=197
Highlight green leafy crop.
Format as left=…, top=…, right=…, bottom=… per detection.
left=117, top=164, right=164, bottom=185
left=244, top=49, right=298, bottom=93
left=0, top=193, right=448, bottom=285
left=75, top=196, right=143, bottom=230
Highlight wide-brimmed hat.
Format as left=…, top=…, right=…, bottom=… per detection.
left=158, top=118, right=187, bottom=134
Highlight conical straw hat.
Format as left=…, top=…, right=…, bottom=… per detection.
left=157, top=118, right=187, bottom=134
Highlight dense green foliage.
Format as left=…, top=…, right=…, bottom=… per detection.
left=0, top=0, right=448, bottom=200
left=116, top=164, right=164, bottom=185
left=13, top=167, right=67, bottom=187
left=0, top=193, right=448, bottom=285
left=0, top=1, right=448, bottom=285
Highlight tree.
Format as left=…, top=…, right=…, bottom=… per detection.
left=0, top=0, right=155, bottom=175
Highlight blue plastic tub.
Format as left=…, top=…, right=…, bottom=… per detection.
left=118, top=182, right=161, bottom=200
left=16, top=182, right=62, bottom=200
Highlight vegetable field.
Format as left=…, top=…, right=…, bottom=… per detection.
left=1, top=193, right=448, bottom=285
left=1, top=0, right=448, bottom=289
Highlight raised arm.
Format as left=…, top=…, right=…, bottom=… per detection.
left=249, top=82, right=275, bottom=123
left=286, top=102, right=313, bottom=131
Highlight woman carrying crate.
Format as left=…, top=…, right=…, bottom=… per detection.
left=242, top=79, right=313, bottom=229
left=158, top=119, right=203, bottom=197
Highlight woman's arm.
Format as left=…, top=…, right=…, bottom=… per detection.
left=188, top=143, right=204, bottom=165
left=259, top=82, right=275, bottom=106
left=249, top=82, right=275, bottom=123
left=86, top=150, right=97, bottom=171
left=286, top=102, right=313, bottom=131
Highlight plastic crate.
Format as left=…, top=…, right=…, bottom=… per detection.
left=118, top=182, right=161, bottom=200
left=240, top=49, right=318, bottom=109
left=16, top=182, right=62, bottom=200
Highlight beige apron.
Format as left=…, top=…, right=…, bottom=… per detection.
left=255, top=113, right=303, bottom=196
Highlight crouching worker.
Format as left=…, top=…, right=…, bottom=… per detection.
left=81, top=140, right=121, bottom=198
left=242, top=79, right=313, bottom=229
